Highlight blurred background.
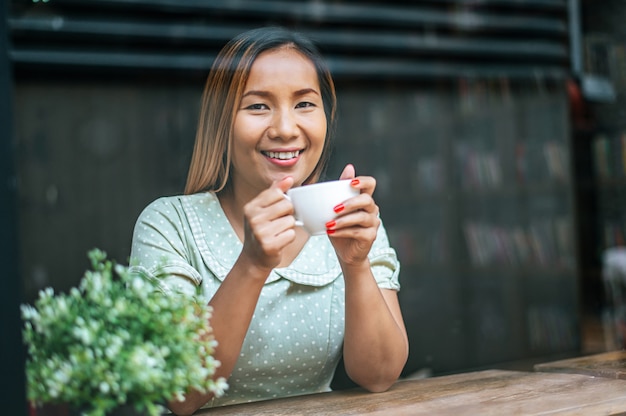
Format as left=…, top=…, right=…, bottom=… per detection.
left=3, top=0, right=626, bottom=412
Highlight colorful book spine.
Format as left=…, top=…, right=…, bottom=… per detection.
left=591, top=131, right=626, bottom=180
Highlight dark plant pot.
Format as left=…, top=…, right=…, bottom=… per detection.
left=34, top=403, right=151, bottom=416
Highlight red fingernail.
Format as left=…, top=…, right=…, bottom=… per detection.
left=333, top=203, right=344, bottom=213
left=351, top=178, right=360, bottom=186
left=325, top=220, right=336, bottom=229
left=326, top=229, right=336, bottom=235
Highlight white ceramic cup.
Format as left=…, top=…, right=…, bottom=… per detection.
left=286, top=179, right=359, bottom=236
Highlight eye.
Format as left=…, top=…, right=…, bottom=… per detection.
left=245, top=103, right=269, bottom=111
left=295, top=101, right=316, bottom=109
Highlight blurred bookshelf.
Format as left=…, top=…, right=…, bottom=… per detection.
left=574, top=0, right=626, bottom=324
left=590, top=133, right=626, bottom=249
left=332, top=78, right=580, bottom=375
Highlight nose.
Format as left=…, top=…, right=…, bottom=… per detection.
left=268, top=108, right=299, bottom=141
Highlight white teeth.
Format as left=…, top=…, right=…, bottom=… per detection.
left=265, top=151, right=300, bottom=160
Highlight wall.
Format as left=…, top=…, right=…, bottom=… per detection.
left=14, top=76, right=578, bottom=378
left=10, top=0, right=578, bottom=382
left=15, top=81, right=200, bottom=298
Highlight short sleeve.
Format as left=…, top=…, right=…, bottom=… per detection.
left=129, top=197, right=201, bottom=296
left=369, top=221, right=401, bottom=291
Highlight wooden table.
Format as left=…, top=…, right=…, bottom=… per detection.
left=196, top=369, right=626, bottom=415
left=535, top=350, right=626, bottom=380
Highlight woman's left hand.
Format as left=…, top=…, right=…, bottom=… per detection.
left=327, top=164, right=380, bottom=266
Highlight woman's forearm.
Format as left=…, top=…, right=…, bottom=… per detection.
left=342, top=262, right=409, bottom=392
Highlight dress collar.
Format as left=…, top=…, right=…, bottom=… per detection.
left=181, top=193, right=342, bottom=286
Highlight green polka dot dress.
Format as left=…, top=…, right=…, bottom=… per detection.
left=130, top=193, right=400, bottom=408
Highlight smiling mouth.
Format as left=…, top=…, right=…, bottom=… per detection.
left=262, top=150, right=301, bottom=160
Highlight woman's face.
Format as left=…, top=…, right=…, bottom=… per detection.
left=229, top=46, right=327, bottom=198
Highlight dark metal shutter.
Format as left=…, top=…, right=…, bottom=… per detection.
left=8, top=0, right=570, bottom=80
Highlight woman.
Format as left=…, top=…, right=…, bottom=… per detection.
left=130, top=26, right=408, bottom=415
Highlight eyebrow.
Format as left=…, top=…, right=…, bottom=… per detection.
left=242, top=88, right=320, bottom=99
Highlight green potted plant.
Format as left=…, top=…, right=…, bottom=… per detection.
left=21, top=249, right=227, bottom=416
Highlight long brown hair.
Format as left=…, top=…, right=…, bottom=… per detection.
left=184, top=27, right=337, bottom=195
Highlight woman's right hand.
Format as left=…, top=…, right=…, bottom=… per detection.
left=240, top=176, right=298, bottom=272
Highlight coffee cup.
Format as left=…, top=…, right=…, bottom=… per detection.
left=286, top=179, right=359, bottom=236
